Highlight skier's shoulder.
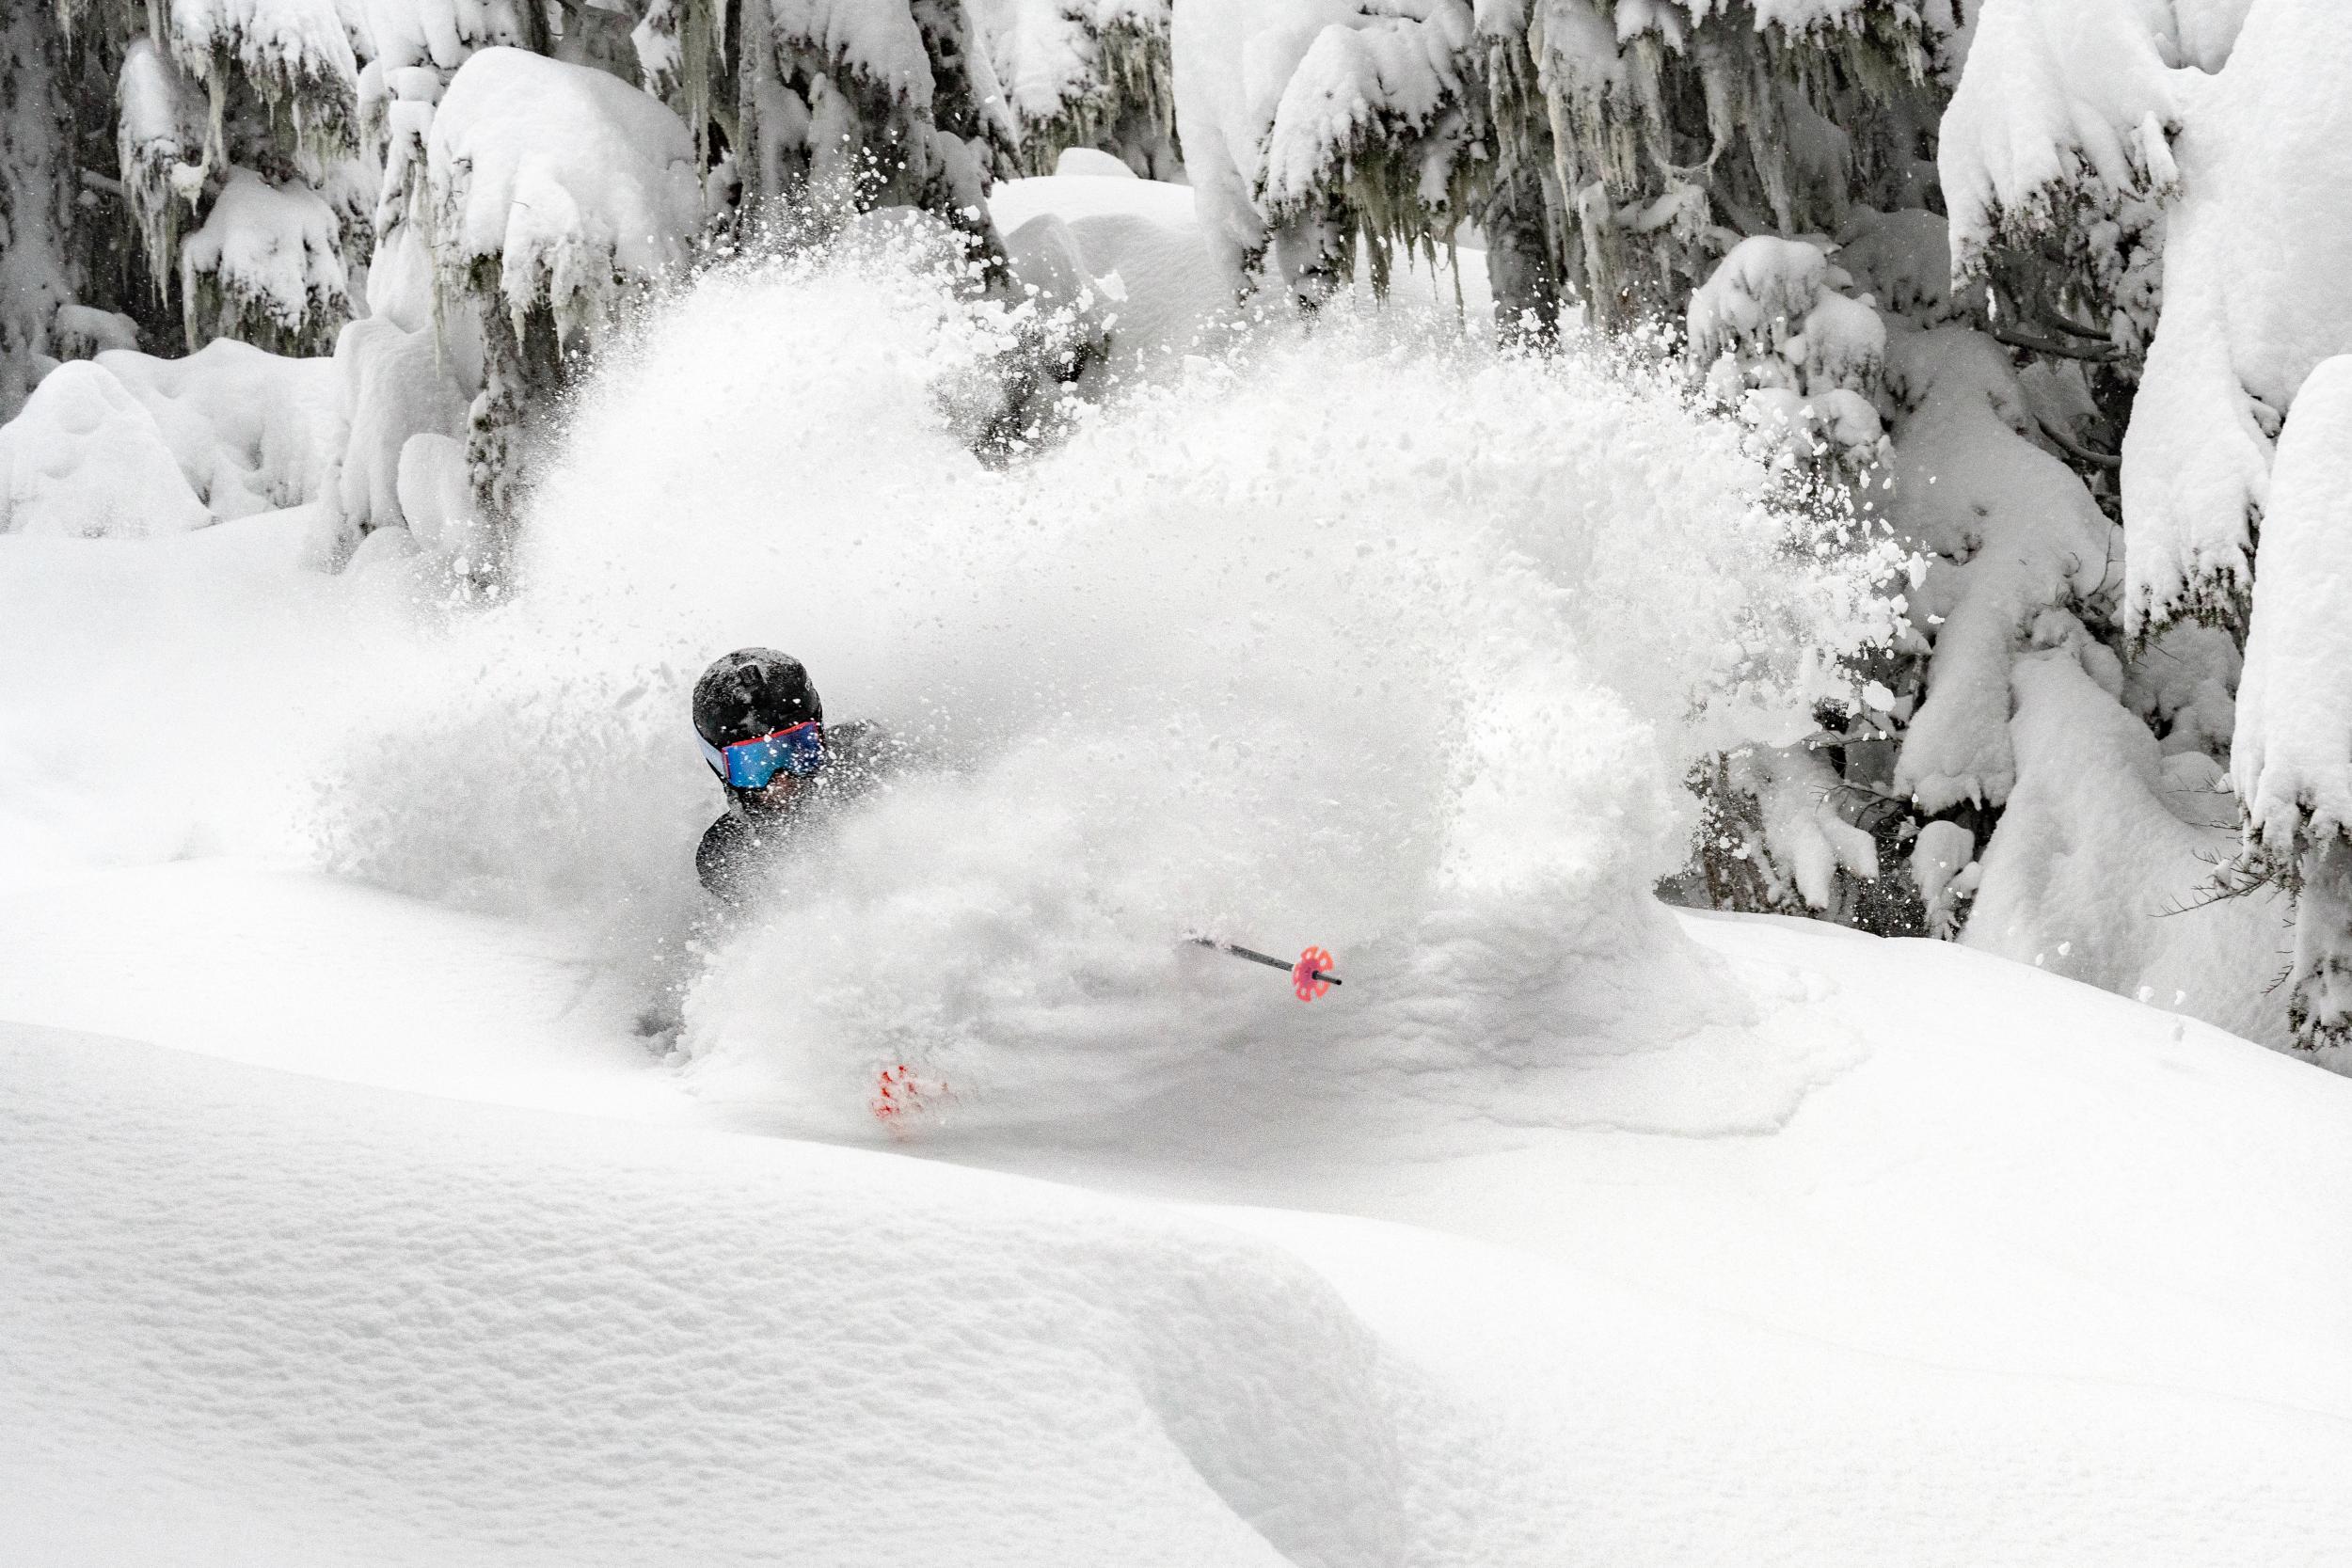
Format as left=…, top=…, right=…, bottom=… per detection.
left=696, top=803, right=800, bottom=900
left=695, top=810, right=751, bottom=899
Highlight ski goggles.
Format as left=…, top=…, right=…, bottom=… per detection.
left=698, top=721, right=826, bottom=789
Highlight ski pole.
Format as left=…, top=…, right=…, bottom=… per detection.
left=1189, top=936, right=1343, bottom=1001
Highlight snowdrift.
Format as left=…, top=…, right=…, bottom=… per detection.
left=0, top=1022, right=1494, bottom=1568
left=8, top=911, right=2352, bottom=1567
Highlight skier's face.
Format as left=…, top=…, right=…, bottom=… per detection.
left=747, top=771, right=805, bottom=810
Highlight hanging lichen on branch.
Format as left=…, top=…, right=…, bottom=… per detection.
left=78, top=0, right=369, bottom=355
left=735, top=0, right=1011, bottom=244
left=967, top=0, right=1179, bottom=177
left=1177, top=0, right=1943, bottom=325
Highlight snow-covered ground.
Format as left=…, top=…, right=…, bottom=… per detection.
left=10, top=891, right=2348, bottom=1564
left=6, top=240, right=2348, bottom=1566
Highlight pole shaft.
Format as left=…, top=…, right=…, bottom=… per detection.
left=1189, top=937, right=1343, bottom=986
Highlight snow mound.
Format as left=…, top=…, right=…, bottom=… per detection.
left=0, top=361, right=208, bottom=538
left=335, top=315, right=469, bottom=535
left=100, top=339, right=347, bottom=520
left=0, top=1022, right=1518, bottom=1568
left=1057, top=145, right=1138, bottom=177
left=989, top=173, right=1230, bottom=363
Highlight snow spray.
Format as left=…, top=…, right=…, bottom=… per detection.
left=323, top=231, right=1885, bottom=1139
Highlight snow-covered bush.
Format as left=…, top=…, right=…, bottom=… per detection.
left=1690, top=236, right=1891, bottom=478
left=1939, top=0, right=2224, bottom=367
left=99, top=1, right=367, bottom=354
left=1177, top=0, right=1482, bottom=304
left=1964, top=642, right=2285, bottom=1048
left=1882, top=327, right=2115, bottom=816
left=1941, top=1, right=2352, bottom=646
left=179, top=167, right=352, bottom=354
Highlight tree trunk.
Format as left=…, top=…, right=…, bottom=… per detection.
left=0, top=3, right=78, bottom=416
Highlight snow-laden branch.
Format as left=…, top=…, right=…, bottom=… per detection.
left=159, top=0, right=364, bottom=160
left=968, top=0, right=1175, bottom=175
left=2234, top=354, right=2352, bottom=1051
left=2119, top=3, right=2352, bottom=642
left=424, top=47, right=701, bottom=346
left=178, top=166, right=350, bottom=353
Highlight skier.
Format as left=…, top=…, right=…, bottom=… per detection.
left=691, top=647, right=891, bottom=903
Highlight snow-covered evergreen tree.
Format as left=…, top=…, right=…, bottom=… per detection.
left=1175, top=1, right=1957, bottom=322
left=1941, top=0, right=2352, bottom=1058
left=83, top=0, right=371, bottom=355
left=4, top=0, right=1090, bottom=568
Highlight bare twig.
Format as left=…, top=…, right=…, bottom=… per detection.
left=2033, top=307, right=2111, bottom=343
left=1992, top=324, right=2122, bottom=363
left=2156, top=847, right=2284, bottom=916
left=2036, top=416, right=2122, bottom=472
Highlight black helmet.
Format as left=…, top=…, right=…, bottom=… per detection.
left=692, top=648, right=822, bottom=747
